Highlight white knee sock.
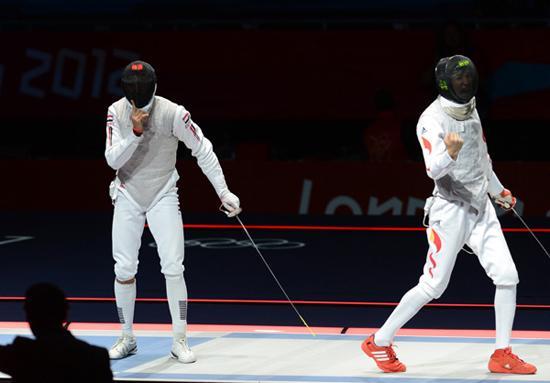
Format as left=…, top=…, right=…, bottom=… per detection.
left=375, top=285, right=432, bottom=346
left=495, top=284, right=516, bottom=349
left=165, top=274, right=188, bottom=338
left=114, top=279, right=136, bottom=336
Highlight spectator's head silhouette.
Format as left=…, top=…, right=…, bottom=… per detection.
left=24, top=283, right=68, bottom=337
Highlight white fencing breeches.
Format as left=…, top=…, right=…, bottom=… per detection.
left=419, top=197, right=519, bottom=299
left=376, top=196, right=519, bottom=347
left=112, top=188, right=185, bottom=281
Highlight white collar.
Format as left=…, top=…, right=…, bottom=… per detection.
left=439, top=95, right=476, bottom=121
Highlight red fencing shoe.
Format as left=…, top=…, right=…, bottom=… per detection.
left=361, top=334, right=406, bottom=373
left=489, top=347, right=536, bottom=374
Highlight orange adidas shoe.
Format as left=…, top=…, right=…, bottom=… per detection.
left=488, top=347, right=537, bottom=374
left=361, top=334, right=406, bottom=373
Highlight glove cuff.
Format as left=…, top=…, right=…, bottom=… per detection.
left=500, top=189, right=511, bottom=198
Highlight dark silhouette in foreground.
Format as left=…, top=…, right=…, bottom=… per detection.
left=0, top=283, right=113, bottom=382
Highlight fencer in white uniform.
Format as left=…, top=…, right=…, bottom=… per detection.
left=104, top=61, right=241, bottom=362
left=361, top=56, right=536, bottom=374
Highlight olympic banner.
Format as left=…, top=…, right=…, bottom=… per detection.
left=1, top=29, right=550, bottom=122
left=0, top=30, right=435, bottom=121
left=1, top=160, right=548, bottom=217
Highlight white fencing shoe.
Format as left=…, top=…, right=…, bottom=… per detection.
left=170, top=336, right=197, bottom=363
left=109, top=335, right=137, bottom=359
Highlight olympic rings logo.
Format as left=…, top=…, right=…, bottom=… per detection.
left=148, top=237, right=306, bottom=250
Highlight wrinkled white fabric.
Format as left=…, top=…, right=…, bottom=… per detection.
left=440, top=95, right=476, bottom=121
left=105, top=96, right=230, bottom=210
left=416, top=97, right=502, bottom=213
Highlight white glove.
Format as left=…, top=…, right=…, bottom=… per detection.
left=493, top=188, right=516, bottom=210
left=220, top=191, right=241, bottom=217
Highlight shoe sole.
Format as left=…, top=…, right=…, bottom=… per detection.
left=170, top=352, right=197, bottom=364
left=489, top=368, right=536, bottom=374
left=109, top=346, right=137, bottom=360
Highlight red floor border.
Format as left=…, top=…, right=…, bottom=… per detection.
left=1, top=321, right=550, bottom=338
left=179, top=224, right=550, bottom=233
left=1, top=297, right=549, bottom=309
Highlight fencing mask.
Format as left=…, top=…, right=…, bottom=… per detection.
left=435, top=55, right=478, bottom=104
left=121, top=60, right=157, bottom=108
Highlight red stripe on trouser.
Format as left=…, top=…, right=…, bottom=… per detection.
left=428, top=251, right=435, bottom=278
left=428, top=228, right=442, bottom=278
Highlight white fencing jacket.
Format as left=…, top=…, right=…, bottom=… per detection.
left=105, top=96, right=229, bottom=211
left=417, top=96, right=503, bottom=214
